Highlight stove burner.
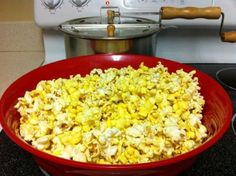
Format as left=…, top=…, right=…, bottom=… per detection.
left=216, top=67, right=236, bottom=91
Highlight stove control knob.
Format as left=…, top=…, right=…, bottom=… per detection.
left=71, top=0, right=89, bottom=7
left=42, top=0, right=63, bottom=9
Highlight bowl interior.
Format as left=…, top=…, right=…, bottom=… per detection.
left=0, top=54, right=232, bottom=169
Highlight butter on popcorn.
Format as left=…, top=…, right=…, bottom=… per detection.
left=15, top=62, right=207, bottom=164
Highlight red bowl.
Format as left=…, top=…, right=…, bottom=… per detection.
left=0, top=54, right=232, bottom=176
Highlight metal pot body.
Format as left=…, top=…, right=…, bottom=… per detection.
left=64, top=33, right=158, bottom=58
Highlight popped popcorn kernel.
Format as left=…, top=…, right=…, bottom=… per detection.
left=15, top=62, right=207, bottom=164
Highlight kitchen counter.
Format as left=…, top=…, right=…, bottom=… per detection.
left=0, top=63, right=236, bottom=176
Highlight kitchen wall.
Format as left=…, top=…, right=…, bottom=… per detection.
left=0, top=0, right=45, bottom=97
left=0, top=0, right=34, bottom=21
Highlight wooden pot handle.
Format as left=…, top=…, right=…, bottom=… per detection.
left=161, top=7, right=221, bottom=20
left=221, top=31, right=236, bottom=43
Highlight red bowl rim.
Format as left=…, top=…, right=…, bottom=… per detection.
left=0, top=54, right=233, bottom=170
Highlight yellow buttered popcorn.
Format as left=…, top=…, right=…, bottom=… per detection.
left=15, top=62, right=207, bottom=164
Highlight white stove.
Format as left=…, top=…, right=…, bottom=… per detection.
left=35, top=0, right=236, bottom=64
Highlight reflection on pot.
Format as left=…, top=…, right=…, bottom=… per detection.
left=92, top=40, right=133, bottom=54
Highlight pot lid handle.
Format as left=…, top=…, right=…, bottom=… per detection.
left=107, top=24, right=116, bottom=37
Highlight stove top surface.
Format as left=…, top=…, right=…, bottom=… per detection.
left=1, top=63, right=236, bottom=176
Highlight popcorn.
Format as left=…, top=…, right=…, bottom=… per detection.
left=15, top=62, right=207, bottom=164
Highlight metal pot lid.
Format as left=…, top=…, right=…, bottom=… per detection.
left=58, top=16, right=160, bottom=40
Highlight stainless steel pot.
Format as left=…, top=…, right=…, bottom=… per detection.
left=58, top=16, right=161, bottom=57
left=64, top=33, right=159, bottom=57
left=58, top=6, right=226, bottom=58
